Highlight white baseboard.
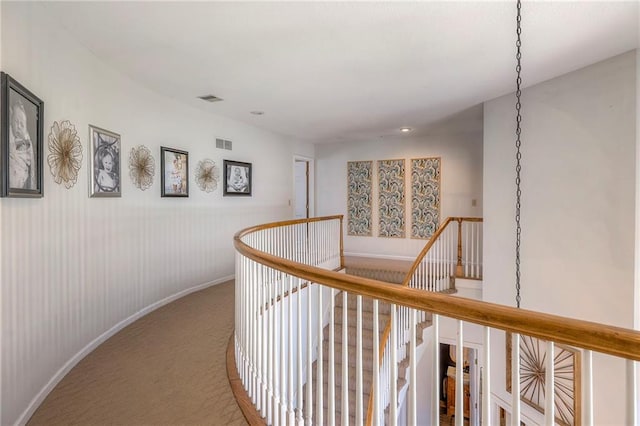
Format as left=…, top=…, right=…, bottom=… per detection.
left=15, top=275, right=234, bottom=426
left=344, top=252, right=416, bottom=262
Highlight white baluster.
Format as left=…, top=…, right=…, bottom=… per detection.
left=431, top=314, right=440, bottom=426
left=408, top=308, right=417, bottom=425
left=584, top=350, right=593, bottom=426
left=356, top=295, right=363, bottom=425
left=328, top=288, right=336, bottom=426
left=390, top=304, right=398, bottom=426
left=342, top=291, right=349, bottom=426
left=306, top=282, right=313, bottom=425
left=482, top=327, right=491, bottom=426
left=280, top=274, right=287, bottom=424
left=288, top=275, right=295, bottom=425
left=456, top=320, right=464, bottom=426
left=372, top=300, right=380, bottom=426
left=512, top=333, right=521, bottom=426
left=544, top=341, right=554, bottom=426
left=316, top=284, right=324, bottom=426
left=626, top=360, right=637, bottom=426
left=297, top=278, right=304, bottom=425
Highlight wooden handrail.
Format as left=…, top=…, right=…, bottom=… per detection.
left=234, top=229, right=640, bottom=361
left=401, top=217, right=483, bottom=287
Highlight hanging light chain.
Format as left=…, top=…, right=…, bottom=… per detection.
left=515, top=0, right=523, bottom=309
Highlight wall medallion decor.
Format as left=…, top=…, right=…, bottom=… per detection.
left=506, top=333, right=580, bottom=426
left=89, top=125, right=121, bottom=197
left=195, top=159, right=220, bottom=193
left=411, top=157, right=441, bottom=239
left=47, top=120, right=83, bottom=189
left=378, top=159, right=405, bottom=238
left=347, top=161, right=372, bottom=236
left=1, top=72, right=44, bottom=197
left=129, top=145, right=155, bottom=191
left=161, top=147, right=189, bottom=197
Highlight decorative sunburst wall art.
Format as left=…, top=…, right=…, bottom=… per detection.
left=378, top=159, right=405, bottom=238
left=506, top=333, right=581, bottom=426
left=347, top=161, right=372, bottom=236
left=195, top=159, right=220, bottom=193
left=411, top=157, right=441, bottom=239
left=47, top=120, right=83, bottom=189
left=129, top=145, right=155, bottom=191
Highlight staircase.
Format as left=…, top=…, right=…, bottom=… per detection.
left=303, top=291, right=431, bottom=425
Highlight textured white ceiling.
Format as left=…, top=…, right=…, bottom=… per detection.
left=42, top=1, right=638, bottom=143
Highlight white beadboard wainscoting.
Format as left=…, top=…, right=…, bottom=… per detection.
left=2, top=203, right=290, bottom=425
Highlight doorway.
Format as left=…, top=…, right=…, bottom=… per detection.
left=293, top=156, right=313, bottom=219
left=440, top=343, right=478, bottom=426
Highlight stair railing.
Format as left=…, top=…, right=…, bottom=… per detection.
left=233, top=215, right=640, bottom=426
left=368, top=217, right=483, bottom=424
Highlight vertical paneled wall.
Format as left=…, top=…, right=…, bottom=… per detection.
left=0, top=3, right=304, bottom=424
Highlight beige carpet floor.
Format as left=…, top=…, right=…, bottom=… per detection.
left=28, top=280, right=247, bottom=426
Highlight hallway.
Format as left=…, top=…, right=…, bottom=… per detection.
left=28, top=281, right=246, bottom=426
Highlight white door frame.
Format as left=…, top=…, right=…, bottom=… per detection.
left=293, top=155, right=315, bottom=219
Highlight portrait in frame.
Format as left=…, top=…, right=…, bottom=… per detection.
left=0, top=72, right=44, bottom=198
left=223, top=160, right=251, bottom=196
left=89, top=125, right=121, bottom=197
left=161, top=147, right=189, bottom=197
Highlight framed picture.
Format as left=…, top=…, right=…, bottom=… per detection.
left=89, top=125, right=121, bottom=197
left=0, top=72, right=44, bottom=198
left=161, top=147, right=189, bottom=197
left=223, top=160, right=251, bottom=196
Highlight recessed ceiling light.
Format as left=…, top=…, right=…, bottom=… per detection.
left=400, top=127, right=412, bottom=133
left=250, top=111, right=264, bottom=115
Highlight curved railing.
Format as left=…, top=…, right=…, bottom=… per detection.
left=234, top=215, right=640, bottom=426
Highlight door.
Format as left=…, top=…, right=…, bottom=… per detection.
left=294, top=160, right=309, bottom=219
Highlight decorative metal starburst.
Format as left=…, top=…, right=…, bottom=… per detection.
left=47, top=120, right=83, bottom=189
left=507, top=334, right=579, bottom=426
left=195, top=159, right=219, bottom=193
left=129, top=145, right=155, bottom=191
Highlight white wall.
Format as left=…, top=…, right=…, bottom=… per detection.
left=484, top=51, right=636, bottom=425
left=316, top=106, right=483, bottom=259
left=0, top=3, right=311, bottom=425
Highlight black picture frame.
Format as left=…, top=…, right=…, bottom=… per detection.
left=160, top=146, right=189, bottom=197
left=223, top=160, right=252, bottom=196
left=89, top=125, right=121, bottom=198
left=0, top=72, right=44, bottom=198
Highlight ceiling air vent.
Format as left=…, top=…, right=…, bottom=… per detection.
left=198, top=94, right=223, bottom=103
left=216, top=138, right=233, bottom=150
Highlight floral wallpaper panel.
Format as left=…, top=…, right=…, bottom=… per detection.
left=378, top=159, right=405, bottom=238
left=347, top=161, right=372, bottom=236
left=411, top=157, right=441, bottom=239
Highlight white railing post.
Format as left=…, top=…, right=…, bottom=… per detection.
left=372, top=300, right=380, bottom=426
left=544, top=341, right=555, bottom=426
left=390, top=304, right=398, bottom=426
left=456, top=320, right=464, bottom=426
left=356, top=295, right=363, bottom=426
left=342, top=291, right=349, bottom=426
left=482, top=327, right=491, bottom=426
left=584, top=350, right=593, bottom=426
left=328, top=288, right=336, bottom=426
left=409, top=308, right=417, bottom=426
left=316, top=284, right=324, bottom=426
left=511, top=333, right=521, bottom=426
left=431, top=314, right=440, bottom=426
left=306, top=281, right=313, bottom=426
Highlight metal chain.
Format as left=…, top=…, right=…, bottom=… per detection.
left=515, top=0, right=523, bottom=308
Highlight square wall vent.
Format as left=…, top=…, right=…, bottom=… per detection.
left=198, top=94, right=223, bottom=102
left=216, top=138, right=232, bottom=150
